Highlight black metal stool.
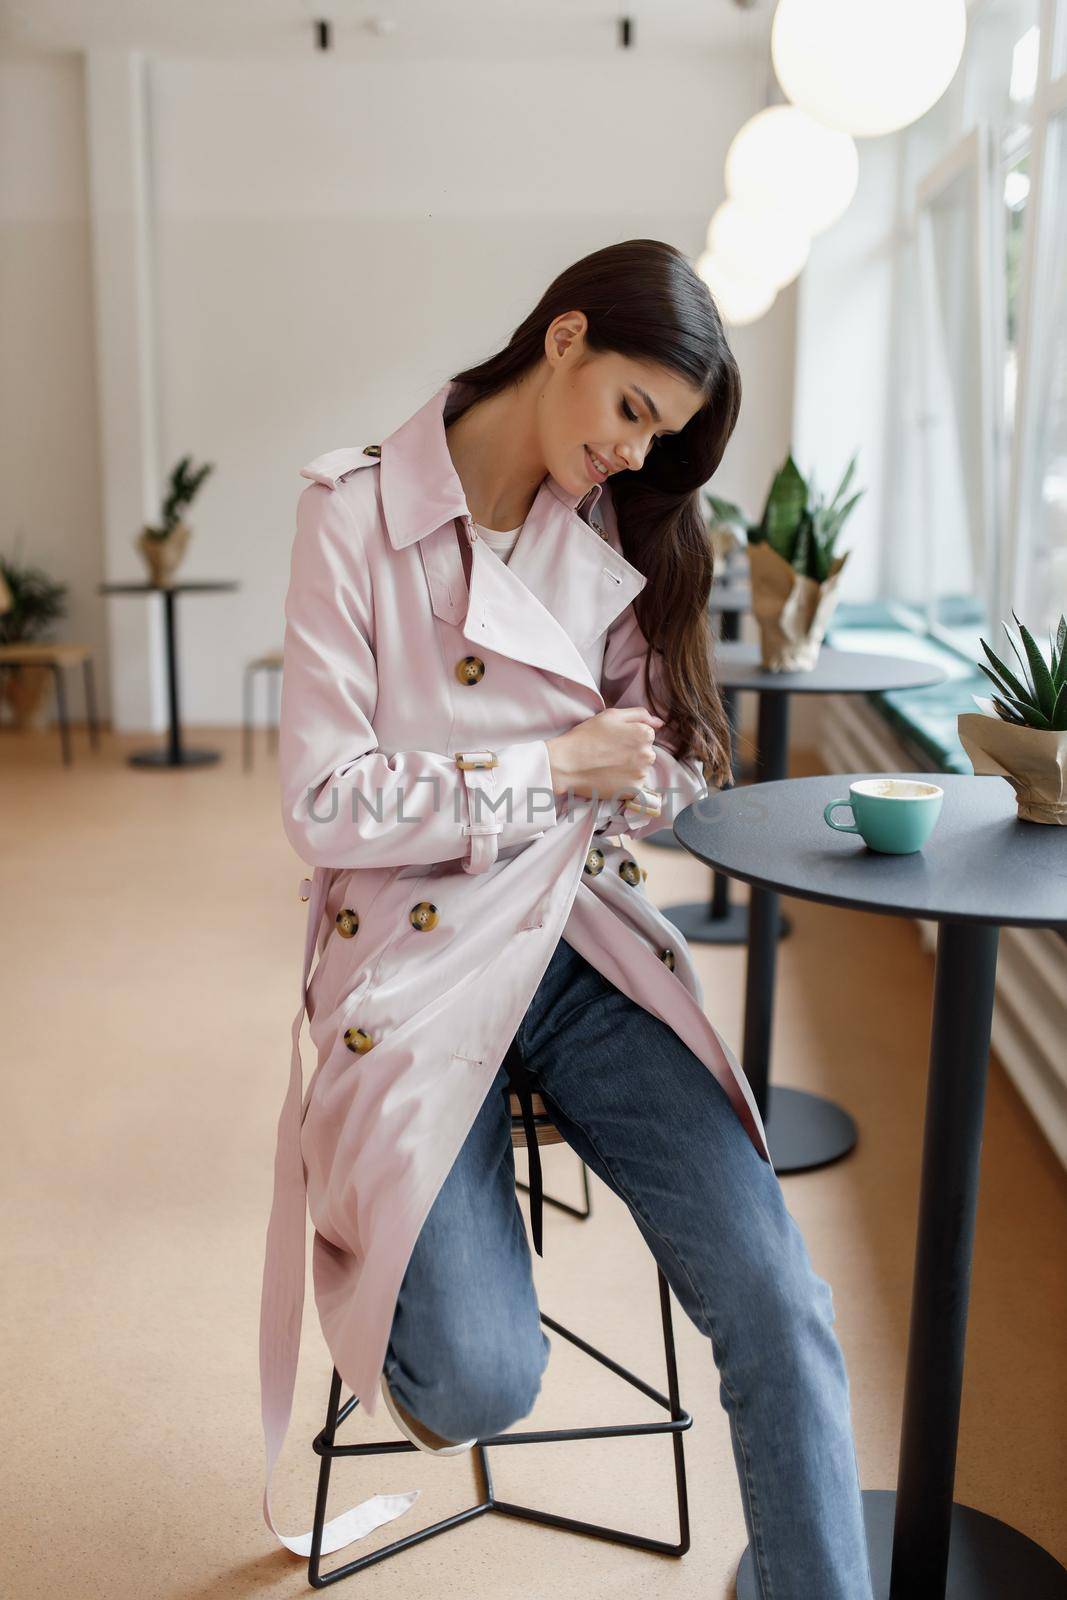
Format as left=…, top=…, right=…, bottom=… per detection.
left=302, top=1044, right=693, bottom=1588
left=507, top=1036, right=592, bottom=1230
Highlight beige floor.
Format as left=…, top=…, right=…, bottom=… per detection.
left=2, top=723, right=1065, bottom=1600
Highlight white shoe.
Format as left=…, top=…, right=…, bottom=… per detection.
left=379, top=1372, right=477, bottom=1456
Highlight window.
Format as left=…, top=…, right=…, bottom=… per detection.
left=882, top=0, right=1066, bottom=658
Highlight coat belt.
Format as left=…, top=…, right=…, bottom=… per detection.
left=501, top=1036, right=545, bottom=1257
left=258, top=865, right=420, bottom=1557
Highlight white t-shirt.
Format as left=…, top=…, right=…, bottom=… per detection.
left=473, top=519, right=524, bottom=564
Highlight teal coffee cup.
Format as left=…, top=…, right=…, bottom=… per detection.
left=823, top=777, right=944, bottom=854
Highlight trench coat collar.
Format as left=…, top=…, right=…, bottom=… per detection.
left=379, top=377, right=606, bottom=545
left=378, top=379, right=647, bottom=698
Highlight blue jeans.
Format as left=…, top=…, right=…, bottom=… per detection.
left=384, top=936, right=875, bottom=1600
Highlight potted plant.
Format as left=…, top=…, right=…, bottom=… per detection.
left=0, top=550, right=69, bottom=729
left=700, top=496, right=743, bottom=567
left=704, top=451, right=864, bottom=670
left=136, top=454, right=214, bottom=587
left=958, top=610, right=1067, bottom=825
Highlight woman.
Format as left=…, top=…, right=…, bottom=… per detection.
left=260, top=239, right=875, bottom=1598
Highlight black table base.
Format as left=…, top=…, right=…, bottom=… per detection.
left=736, top=1489, right=1067, bottom=1598
left=129, top=747, right=221, bottom=769
left=761, top=1084, right=857, bottom=1170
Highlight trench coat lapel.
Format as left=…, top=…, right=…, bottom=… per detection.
left=379, top=381, right=646, bottom=699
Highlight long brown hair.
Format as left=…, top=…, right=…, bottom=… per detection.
left=444, top=238, right=740, bottom=790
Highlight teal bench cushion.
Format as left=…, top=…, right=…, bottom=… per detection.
left=825, top=602, right=985, bottom=775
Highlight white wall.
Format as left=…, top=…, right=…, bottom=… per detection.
left=2, top=46, right=797, bottom=732
left=0, top=55, right=109, bottom=721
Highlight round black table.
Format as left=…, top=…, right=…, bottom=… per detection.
left=98, top=580, right=239, bottom=768
left=675, top=773, right=1067, bottom=1599
left=667, top=642, right=949, bottom=1173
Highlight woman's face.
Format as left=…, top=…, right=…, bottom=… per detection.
left=539, top=313, right=707, bottom=498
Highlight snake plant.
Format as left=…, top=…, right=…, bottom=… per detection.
left=144, top=455, right=215, bottom=539
left=977, top=611, right=1067, bottom=731
left=704, top=450, right=864, bottom=583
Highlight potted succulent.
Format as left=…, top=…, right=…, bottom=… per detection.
left=958, top=610, right=1067, bottom=825
left=0, top=550, right=69, bottom=729
left=137, top=454, right=214, bottom=587
left=704, top=451, right=864, bottom=670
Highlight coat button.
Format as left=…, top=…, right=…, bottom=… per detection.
left=335, top=907, right=360, bottom=938
left=362, top=444, right=381, bottom=457
left=344, top=1026, right=374, bottom=1053
left=660, top=947, right=676, bottom=971
left=619, top=857, right=642, bottom=886
left=584, top=846, right=605, bottom=876
left=455, top=655, right=486, bottom=685
left=409, top=901, right=438, bottom=931
left=641, top=866, right=648, bottom=881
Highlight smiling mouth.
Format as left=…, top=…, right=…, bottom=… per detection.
left=585, top=445, right=610, bottom=481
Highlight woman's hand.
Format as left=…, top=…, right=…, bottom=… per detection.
left=546, top=706, right=664, bottom=802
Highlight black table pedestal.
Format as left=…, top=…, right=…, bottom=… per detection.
left=745, top=693, right=856, bottom=1173
left=738, top=918, right=1067, bottom=1599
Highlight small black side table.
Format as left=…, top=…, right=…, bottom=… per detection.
left=647, top=577, right=754, bottom=858
left=98, top=580, right=239, bottom=768
left=670, top=642, right=948, bottom=1171
left=676, top=773, right=1067, bottom=1599
left=710, top=578, right=755, bottom=782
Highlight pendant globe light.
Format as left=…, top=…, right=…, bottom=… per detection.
left=694, top=249, right=778, bottom=327
left=771, top=0, right=967, bottom=138
left=724, top=105, right=858, bottom=236
left=706, top=198, right=811, bottom=290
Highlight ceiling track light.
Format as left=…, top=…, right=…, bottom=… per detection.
left=314, top=18, right=331, bottom=50
left=617, top=16, right=634, bottom=48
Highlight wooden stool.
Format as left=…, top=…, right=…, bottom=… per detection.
left=303, top=1063, right=693, bottom=1588
left=0, top=642, right=101, bottom=766
left=243, top=650, right=283, bottom=771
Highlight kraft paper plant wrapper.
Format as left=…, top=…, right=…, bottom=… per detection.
left=958, top=712, right=1067, bottom=826
left=747, top=542, right=849, bottom=672
left=137, top=520, right=190, bottom=587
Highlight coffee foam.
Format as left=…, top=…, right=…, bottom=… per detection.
left=854, top=778, right=941, bottom=800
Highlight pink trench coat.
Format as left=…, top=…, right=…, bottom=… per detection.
left=259, top=379, right=772, bottom=1557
